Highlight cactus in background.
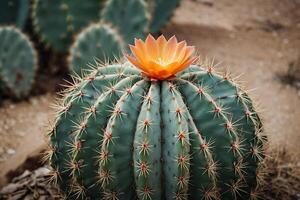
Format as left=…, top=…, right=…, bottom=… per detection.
left=149, top=0, right=181, bottom=33
left=101, top=0, right=150, bottom=44
left=32, top=0, right=102, bottom=53
left=0, top=26, right=37, bottom=98
left=47, top=35, right=266, bottom=199
left=0, top=0, right=30, bottom=29
left=68, top=23, right=125, bottom=76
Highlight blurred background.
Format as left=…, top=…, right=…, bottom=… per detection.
left=0, top=0, right=299, bottom=199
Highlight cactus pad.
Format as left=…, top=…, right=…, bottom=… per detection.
left=101, top=0, right=150, bottom=44
left=0, top=0, right=30, bottom=28
left=68, top=23, right=125, bottom=76
left=32, top=0, right=102, bottom=53
left=149, top=0, right=181, bottom=33
left=0, top=27, right=37, bottom=98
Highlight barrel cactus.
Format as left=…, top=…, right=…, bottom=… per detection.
left=0, top=26, right=37, bottom=99
left=47, top=35, right=266, bottom=200
left=68, top=23, right=125, bottom=76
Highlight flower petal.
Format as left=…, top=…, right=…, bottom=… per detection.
left=164, top=36, right=178, bottom=61
left=145, top=34, right=158, bottom=59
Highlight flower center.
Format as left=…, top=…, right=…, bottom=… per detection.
left=155, top=57, right=171, bottom=67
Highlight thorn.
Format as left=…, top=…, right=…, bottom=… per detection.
left=200, top=186, right=220, bottom=200
left=103, top=190, right=121, bottom=200
left=225, top=179, right=246, bottom=200
left=174, top=191, right=187, bottom=200
left=137, top=139, right=152, bottom=155
left=99, top=150, right=110, bottom=165
left=126, top=88, right=132, bottom=95
left=168, top=82, right=175, bottom=92
left=71, top=182, right=86, bottom=200
left=202, top=160, right=218, bottom=181
left=177, top=154, right=190, bottom=171
left=176, top=131, right=189, bottom=145
left=177, top=174, right=189, bottom=189
left=136, top=160, right=151, bottom=177
left=138, top=185, right=153, bottom=200
left=98, top=169, right=114, bottom=188
left=102, top=131, right=115, bottom=147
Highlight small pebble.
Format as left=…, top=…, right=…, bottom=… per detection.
left=6, top=148, right=16, bottom=155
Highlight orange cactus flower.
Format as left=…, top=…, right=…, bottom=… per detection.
left=126, top=34, right=198, bottom=80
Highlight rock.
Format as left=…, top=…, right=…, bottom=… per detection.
left=6, top=148, right=16, bottom=155
left=0, top=167, right=61, bottom=199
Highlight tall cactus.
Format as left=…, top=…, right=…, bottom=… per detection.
left=0, top=0, right=30, bottom=29
left=148, top=0, right=181, bottom=33
left=68, top=23, right=125, bottom=76
left=47, top=35, right=266, bottom=199
left=101, top=0, right=150, bottom=44
left=32, top=0, right=102, bottom=53
left=0, top=26, right=37, bottom=98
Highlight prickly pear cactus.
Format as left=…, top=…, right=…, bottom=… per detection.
left=101, top=0, right=150, bottom=44
left=32, top=0, right=102, bottom=53
left=69, top=23, right=125, bottom=76
left=0, top=0, right=30, bottom=28
left=149, top=0, right=181, bottom=33
left=0, top=26, right=37, bottom=98
left=47, top=35, right=266, bottom=200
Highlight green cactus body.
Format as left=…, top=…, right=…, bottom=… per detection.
left=69, top=23, right=125, bottom=76
left=49, top=62, right=266, bottom=199
left=0, top=0, right=29, bottom=28
left=0, top=26, right=37, bottom=98
left=32, top=0, right=102, bottom=53
left=101, top=0, right=150, bottom=44
left=149, top=0, right=181, bottom=33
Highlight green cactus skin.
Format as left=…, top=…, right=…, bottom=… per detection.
left=0, top=26, right=37, bottom=98
left=101, top=0, right=150, bottom=44
left=32, top=0, right=103, bottom=53
left=68, top=23, right=125, bottom=76
left=0, top=0, right=29, bottom=29
left=48, top=62, right=266, bottom=200
left=149, top=0, right=181, bottom=33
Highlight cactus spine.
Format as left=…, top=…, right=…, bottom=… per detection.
left=48, top=61, right=266, bottom=199
left=0, top=26, right=37, bottom=98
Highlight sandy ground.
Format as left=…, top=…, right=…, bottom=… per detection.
left=0, top=94, right=55, bottom=186
left=0, top=0, right=299, bottom=187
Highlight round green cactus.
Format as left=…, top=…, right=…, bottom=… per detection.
left=0, top=26, right=37, bottom=98
left=68, top=23, right=125, bottom=76
left=48, top=65, right=266, bottom=199
left=101, top=0, right=150, bottom=44
left=32, top=0, right=103, bottom=53
left=0, top=0, right=30, bottom=28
